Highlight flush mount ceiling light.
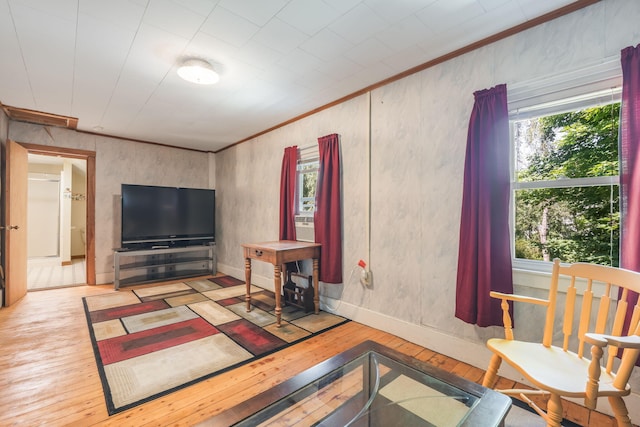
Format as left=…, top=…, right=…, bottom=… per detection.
left=177, top=58, right=219, bottom=85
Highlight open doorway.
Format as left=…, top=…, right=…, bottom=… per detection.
left=26, top=153, right=87, bottom=290
left=2, top=141, right=98, bottom=300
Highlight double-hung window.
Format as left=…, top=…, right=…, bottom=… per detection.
left=510, top=80, right=622, bottom=270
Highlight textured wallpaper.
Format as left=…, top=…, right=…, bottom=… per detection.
left=215, top=0, right=640, bottom=353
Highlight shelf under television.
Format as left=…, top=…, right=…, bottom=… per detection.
left=113, top=244, right=215, bottom=289
left=117, top=269, right=211, bottom=287
left=118, top=256, right=212, bottom=271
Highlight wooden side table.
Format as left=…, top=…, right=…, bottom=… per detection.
left=242, top=240, right=321, bottom=327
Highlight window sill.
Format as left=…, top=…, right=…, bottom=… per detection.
left=512, top=258, right=554, bottom=274
left=513, top=267, right=553, bottom=291
left=512, top=259, right=608, bottom=294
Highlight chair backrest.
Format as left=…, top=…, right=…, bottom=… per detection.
left=544, top=259, right=640, bottom=377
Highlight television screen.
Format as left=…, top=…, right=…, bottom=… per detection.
left=121, top=184, right=215, bottom=248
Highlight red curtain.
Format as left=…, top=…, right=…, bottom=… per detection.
left=279, top=146, right=298, bottom=240
left=620, top=44, right=640, bottom=335
left=455, top=84, right=513, bottom=327
left=315, top=134, right=342, bottom=283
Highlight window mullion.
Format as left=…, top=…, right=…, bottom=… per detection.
left=514, top=176, right=619, bottom=190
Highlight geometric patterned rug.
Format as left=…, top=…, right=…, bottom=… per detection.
left=82, top=275, right=349, bottom=415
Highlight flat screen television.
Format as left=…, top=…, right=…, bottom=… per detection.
left=121, top=184, right=215, bottom=249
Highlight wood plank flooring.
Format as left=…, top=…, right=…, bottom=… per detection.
left=0, top=278, right=621, bottom=426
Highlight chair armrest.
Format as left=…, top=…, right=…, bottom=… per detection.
left=583, top=333, right=640, bottom=407
left=584, top=333, right=640, bottom=349
left=488, top=291, right=548, bottom=341
left=489, top=291, right=549, bottom=306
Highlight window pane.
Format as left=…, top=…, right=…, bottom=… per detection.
left=514, top=104, right=619, bottom=181
left=302, top=171, right=317, bottom=198
left=298, top=160, right=318, bottom=213
left=514, top=186, right=619, bottom=266
left=513, top=102, right=621, bottom=267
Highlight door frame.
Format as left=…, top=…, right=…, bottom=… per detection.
left=19, top=142, right=96, bottom=285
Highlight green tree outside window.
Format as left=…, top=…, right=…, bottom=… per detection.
left=514, top=103, right=620, bottom=266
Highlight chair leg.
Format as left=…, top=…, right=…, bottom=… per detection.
left=546, top=394, right=563, bottom=427
left=482, top=354, right=502, bottom=388
left=608, top=396, right=632, bottom=427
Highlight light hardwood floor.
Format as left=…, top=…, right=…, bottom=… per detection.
left=0, top=278, right=621, bottom=426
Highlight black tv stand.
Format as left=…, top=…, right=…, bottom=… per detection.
left=113, top=244, right=216, bottom=289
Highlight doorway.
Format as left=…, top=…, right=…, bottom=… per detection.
left=5, top=143, right=96, bottom=305
left=26, top=153, right=87, bottom=290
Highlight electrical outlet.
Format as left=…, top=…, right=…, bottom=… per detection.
left=360, top=269, right=371, bottom=286
left=357, top=259, right=371, bottom=287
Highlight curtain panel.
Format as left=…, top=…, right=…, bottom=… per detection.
left=315, top=134, right=343, bottom=283
left=620, top=44, right=640, bottom=335
left=455, top=84, right=514, bottom=327
left=279, top=146, right=298, bottom=240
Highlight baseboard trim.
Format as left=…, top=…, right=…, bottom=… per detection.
left=217, top=262, right=498, bottom=369
left=215, top=262, right=637, bottom=421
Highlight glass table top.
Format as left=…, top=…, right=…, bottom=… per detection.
left=205, top=341, right=511, bottom=427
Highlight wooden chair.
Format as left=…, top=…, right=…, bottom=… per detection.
left=482, top=259, right=640, bottom=427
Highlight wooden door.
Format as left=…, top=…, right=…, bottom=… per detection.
left=4, top=140, right=28, bottom=305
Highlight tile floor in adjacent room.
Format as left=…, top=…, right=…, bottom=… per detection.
left=27, top=257, right=86, bottom=290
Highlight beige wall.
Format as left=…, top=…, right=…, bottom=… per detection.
left=214, top=0, right=640, bottom=419
left=218, top=0, right=640, bottom=346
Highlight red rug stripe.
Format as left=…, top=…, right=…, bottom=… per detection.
left=216, top=297, right=243, bottom=306
left=90, top=300, right=169, bottom=323
left=98, top=317, right=219, bottom=365
left=217, top=319, right=285, bottom=356
left=210, top=275, right=245, bottom=287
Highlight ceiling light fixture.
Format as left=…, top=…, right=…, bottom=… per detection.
left=177, top=58, right=219, bottom=85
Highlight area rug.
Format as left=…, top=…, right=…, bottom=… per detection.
left=83, top=276, right=349, bottom=415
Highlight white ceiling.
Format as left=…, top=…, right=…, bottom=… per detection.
left=0, top=0, right=586, bottom=152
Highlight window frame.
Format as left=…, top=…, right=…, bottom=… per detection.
left=296, top=146, right=319, bottom=216
left=508, top=86, right=622, bottom=272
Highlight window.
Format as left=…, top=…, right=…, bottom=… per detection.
left=511, top=94, right=620, bottom=268
left=297, top=149, right=318, bottom=214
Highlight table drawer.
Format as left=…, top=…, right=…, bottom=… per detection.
left=244, top=247, right=277, bottom=263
